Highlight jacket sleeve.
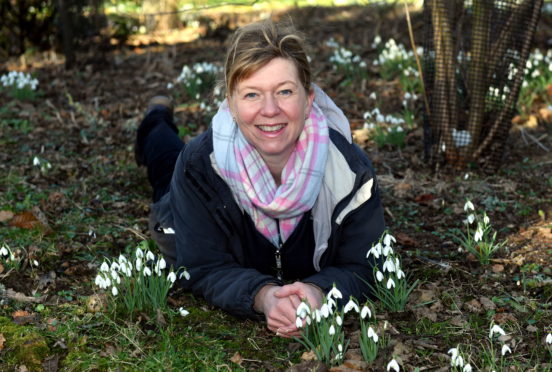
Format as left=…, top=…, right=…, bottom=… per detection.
left=302, top=173, right=385, bottom=304
left=170, top=150, right=280, bottom=318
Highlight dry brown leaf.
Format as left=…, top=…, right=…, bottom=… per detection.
left=301, top=350, right=317, bottom=361
left=493, top=312, right=517, bottom=324
left=492, top=264, right=504, bottom=273
left=9, top=211, right=42, bottom=229
left=480, top=297, right=497, bottom=311
left=352, top=128, right=370, bottom=145
left=0, top=333, right=5, bottom=351
left=86, top=294, right=107, bottom=313
left=464, top=298, right=482, bottom=313
left=393, top=182, right=413, bottom=198
left=0, top=210, right=14, bottom=222
left=5, top=288, right=45, bottom=303
left=539, top=106, right=552, bottom=123
left=230, top=351, right=243, bottom=366
left=12, top=310, right=37, bottom=325
left=341, top=359, right=368, bottom=371
left=0, top=263, right=4, bottom=274
left=395, top=232, right=419, bottom=248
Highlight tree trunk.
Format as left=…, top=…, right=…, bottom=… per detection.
left=143, top=0, right=180, bottom=32
left=57, top=0, right=75, bottom=68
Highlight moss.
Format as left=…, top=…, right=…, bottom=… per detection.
left=0, top=316, right=50, bottom=371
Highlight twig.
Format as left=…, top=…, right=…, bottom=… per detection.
left=112, top=224, right=149, bottom=240
left=521, top=129, right=550, bottom=152
left=403, top=1, right=430, bottom=117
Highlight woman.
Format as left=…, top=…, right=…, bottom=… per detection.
left=135, top=20, right=385, bottom=337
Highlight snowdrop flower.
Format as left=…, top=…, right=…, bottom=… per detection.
left=367, top=243, right=383, bottom=259
left=383, top=245, right=394, bottom=257
left=327, top=286, right=343, bottom=300
left=100, top=262, right=109, bottom=272
left=463, top=364, right=473, bottom=372
left=178, top=307, right=189, bottom=317
left=360, top=305, right=371, bottom=319
left=135, top=258, right=142, bottom=272
left=314, top=309, right=322, bottom=323
left=305, top=315, right=311, bottom=325
left=296, top=302, right=310, bottom=318
left=383, top=259, right=396, bottom=273
left=546, top=333, right=552, bottom=344
left=167, top=271, right=176, bottom=283
left=501, top=344, right=511, bottom=356
left=111, top=286, right=118, bottom=296
left=33, top=260, right=39, bottom=267
left=376, top=270, right=384, bottom=282
left=118, top=255, right=127, bottom=264
left=146, top=251, right=155, bottom=261
left=474, top=227, right=483, bottom=242
left=454, top=356, right=464, bottom=367
left=369, top=92, right=377, bottom=100
left=387, top=359, right=400, bottom=371
left=329, top=325, right=336, bottom=335
left=320, top=304, right=330, bottom=318
left=464, top=214, right=475, bottom=225
left=143, top=267, right=152, bottom=276
left=397, top=270, right=405, bottom=280
left=344, top=298, right=359, bottom=313
left=296, top=317, right=303, bottom=328
left=483, top=213, right=490, bottom=225
left=179, top=270, right=190, bottom=280
left=0, top=245, right=9, bottom=257
left=489, top=324, right=506, bottom=338
left=367, top=326, right=379, bottom=342
left=94, top=274, right=104, bottom=287
left=387, top=278, right=396, bottom=289
left=136, top=247, right=144, bottom=259
left=33, top=156, right=41, bottom=166
left=464, top=200, right=475, bottom=211
left=448, top=347, right=459, bottom=359
left=336, top=315, right=343, bottom=326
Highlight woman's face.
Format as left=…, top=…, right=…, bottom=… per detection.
left=228, top=57, right=314, bottom=165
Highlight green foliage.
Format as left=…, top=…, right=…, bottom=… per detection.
left=294, top=286, right=348, bottom=366
left=452, top=200, right=506, bottom=265
left=518, top=49, right=552, bottom=115
left=94, top=241, right=190, bottom=319
left=366, top=232, right=419, bottom=312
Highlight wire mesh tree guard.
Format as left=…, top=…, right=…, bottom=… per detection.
left=422, top=0, right=543, bottom=171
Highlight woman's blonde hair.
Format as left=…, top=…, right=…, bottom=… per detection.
left=224, top=19, right=311, bottom=95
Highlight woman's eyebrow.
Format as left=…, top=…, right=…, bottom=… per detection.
left=238, top=80, right=298, bottom=91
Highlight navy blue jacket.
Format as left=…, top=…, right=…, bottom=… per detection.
left=166, top=127, right=385, bottom=318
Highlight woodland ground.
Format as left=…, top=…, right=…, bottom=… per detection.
left=0, top=4, right=551, bottom=372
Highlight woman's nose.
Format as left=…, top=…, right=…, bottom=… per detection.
left=260, top=95, right=280, bottom=117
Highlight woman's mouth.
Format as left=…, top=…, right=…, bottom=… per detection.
left=256, top=123, right=286, bottom=132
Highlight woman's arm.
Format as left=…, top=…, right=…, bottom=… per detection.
left=171, top=150, right=281, bottom=318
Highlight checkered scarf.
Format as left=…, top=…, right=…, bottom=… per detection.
left=212, top=100, right=329, bottom=246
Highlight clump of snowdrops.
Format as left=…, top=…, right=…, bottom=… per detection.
left=518, top=48, right=552, bottom=114
left=0, top=243, right=18, bottom=273
left=326, top=37, right=368, bottom=85
left=294, top=287, right=388, bottom=367
left=94, top=241, right=190, bottom=318
left=167, top=62, right=222, bottom=104
left=454, top=200, right=506, bottom=265
left=366, top=232, right=418, bottom=312
left=294, top=285, right=348, bottom=366
left=0, top=71, right=39, bottom=100
left=363, top=106, right=407, bottom=149
left=372, top=35, right=422, bottom=90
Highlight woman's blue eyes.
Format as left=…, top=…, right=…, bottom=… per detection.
left=243, top=89, right=293, bottom=99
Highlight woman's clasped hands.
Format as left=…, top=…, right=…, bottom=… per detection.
left=254, top=281, right=324, bottom=337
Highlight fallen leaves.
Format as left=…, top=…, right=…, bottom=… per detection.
left=8, top=207, right=51, bottom=233
left=0, top=333, right=5, bottom=351
left=0, top=210, right=14, bottom=222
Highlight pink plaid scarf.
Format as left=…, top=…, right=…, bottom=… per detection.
left=212, top=102, right=329, bottom=246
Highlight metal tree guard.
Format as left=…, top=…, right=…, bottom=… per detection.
left=422, top=0, right=543, bottom=170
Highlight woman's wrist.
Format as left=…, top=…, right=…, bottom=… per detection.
left=253, top=283, right=279, bottom=313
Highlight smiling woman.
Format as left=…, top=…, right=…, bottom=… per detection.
left=134, top=19, right=385, bottom=337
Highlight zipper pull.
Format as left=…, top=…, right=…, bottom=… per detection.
left=275, top=242, right=283, bottom=280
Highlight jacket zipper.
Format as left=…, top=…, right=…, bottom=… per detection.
left=275, top=219, right=283, bottom=280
